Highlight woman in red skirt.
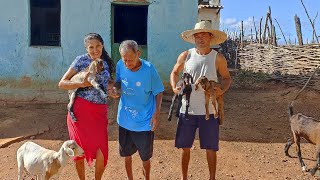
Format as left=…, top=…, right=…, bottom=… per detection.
left=58, top=33, right=115, bottom=180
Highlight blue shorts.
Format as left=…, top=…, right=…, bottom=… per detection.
left=175, top=113, right=219, bottom=151
left=119, top=126, right=154, bottom=161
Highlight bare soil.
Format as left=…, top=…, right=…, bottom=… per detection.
left=1, top=81, right=320, bottom=180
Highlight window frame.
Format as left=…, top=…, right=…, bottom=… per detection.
left=29, top=0, right=61, bottom=47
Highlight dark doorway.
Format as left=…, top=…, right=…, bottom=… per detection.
left=113, top=5, right=148, bottom=45
left=112, top=4, right=148, bottom=62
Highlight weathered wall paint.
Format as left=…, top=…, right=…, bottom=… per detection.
left=0, top=1, right=112, bottom=83
left=0, top=0, right=198, bottom=99
left=148, top=0, right=198, bottom=80
left=198, top=8, right=221, bottom=30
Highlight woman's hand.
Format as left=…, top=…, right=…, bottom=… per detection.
left=108, top=87, right=121, bottom=99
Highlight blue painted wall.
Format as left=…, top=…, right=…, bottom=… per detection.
left=148, top=1, right=197, bottom=80
left=0, top=0, right=197, bottom=90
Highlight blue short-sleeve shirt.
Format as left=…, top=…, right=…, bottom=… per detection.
left=70, top=54, right=111, bottom=104
left=116, top=59, right=164, bottom=131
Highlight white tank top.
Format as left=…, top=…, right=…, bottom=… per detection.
left=180, top=48, right=218, bottom=115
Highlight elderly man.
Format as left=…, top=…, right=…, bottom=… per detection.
left=170, top=21, right=232, bottom=180
left=113, top=40, right=164, bottom=180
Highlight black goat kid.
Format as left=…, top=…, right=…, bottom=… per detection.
left=168, top=72, right=193, bottom=121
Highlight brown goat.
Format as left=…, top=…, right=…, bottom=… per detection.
left=194, top=76, right=224, bottom=125
left=285, top=102, right=320, bottom=175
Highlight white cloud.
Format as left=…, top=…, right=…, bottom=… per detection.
left=222, top=18, right=237, bottom=25
left=221, top=17, right=258, bottom=36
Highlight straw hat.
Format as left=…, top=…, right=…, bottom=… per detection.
left=181, top=21, right=227, bottom=46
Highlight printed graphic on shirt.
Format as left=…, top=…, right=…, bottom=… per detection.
left=124, top=106, right=138, bottom=118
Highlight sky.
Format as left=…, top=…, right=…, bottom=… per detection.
left=220, top=0, right=320, bottom=44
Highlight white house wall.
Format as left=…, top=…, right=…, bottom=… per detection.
left=0, top=0, right=197, bottom=95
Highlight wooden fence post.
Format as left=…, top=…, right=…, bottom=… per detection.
left=294, top=14, right=303, bottom=45
left=268, top=6, right=275, bottom=45
left=272, top=25, right=277, bottom=46
left=300, top=0, right=319, bottom=43
left=262, top=13, right=270, bottom=43
left=275, top=18, right=288, bottom=45
left=241, top=20, right=244, bottom=48
left=259, top=17, right=263, bottom=43
left=253, top=16, right=258, bottom=42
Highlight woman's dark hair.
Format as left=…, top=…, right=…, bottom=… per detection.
left=84, top=33, right=115, bottom=76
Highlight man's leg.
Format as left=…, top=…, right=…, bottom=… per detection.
left=131, top=130, right=154, bottom=180
left=95, top=149, right=105, bottom=180
left=175, top=114, right=198, bottom=180
left=142, top=159, right=151, bottom=180
left=119, top=126, right=137, bottom=180
left=181, top=148, right=191, bottom=180
left=199, top=115, right=219, bottom=180
left=125, top=156, right=134, bottom=180
left=206, top=149, right=217, bottom=180
left=75, top=159, right=85, bottom=180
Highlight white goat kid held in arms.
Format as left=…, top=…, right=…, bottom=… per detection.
left=17, top=140, right=84, bottom=180
left=68, top=58, right=107, bottom=121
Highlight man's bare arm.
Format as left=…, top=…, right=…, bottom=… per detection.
left=58, top=68, right=91, bottom=90
left=170, top=51, right=188, bottom=94
left=216, top=53, right=232, bottom=95
left=150, top=92, right=163, bottom=131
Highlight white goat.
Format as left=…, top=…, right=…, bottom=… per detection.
left=17, top=140, right=84, bottom=180
left=68, top=58, right=107, bottom=121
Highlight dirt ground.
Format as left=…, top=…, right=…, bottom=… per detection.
left=1, top=81, right=320, bottom=180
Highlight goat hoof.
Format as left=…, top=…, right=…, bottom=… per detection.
left=302, top=166, right=308, bottom=172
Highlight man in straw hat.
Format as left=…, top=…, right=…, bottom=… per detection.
left=170, top=21, right=232, bottom=180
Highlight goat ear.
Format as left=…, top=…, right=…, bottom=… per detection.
left=194, top=80, right=199, bottom=90
left=65, top=147, right=75, bottom=157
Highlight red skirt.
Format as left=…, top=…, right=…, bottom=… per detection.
left=67, top=97, right=108, bottom=166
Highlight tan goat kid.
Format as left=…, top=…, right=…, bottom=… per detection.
left=195, top=76, right=225, bottom=125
